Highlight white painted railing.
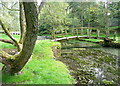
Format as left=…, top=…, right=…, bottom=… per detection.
left=10, top=32, right=20, bottom=35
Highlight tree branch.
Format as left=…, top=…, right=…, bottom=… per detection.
left=19, top=2, right=26, bottom=44
left=0, top=50, right=15, bottom=59
left=38, top=1, right=45, bottom=14
left=0, top=38, right=14, bottom=45
left=0, top=50, right=15, bottom=65
left=11, top=2, right=18, bottom=9
left=0, top=19, right=21, bottom=51
left=0, top=3, right=19, bottom=11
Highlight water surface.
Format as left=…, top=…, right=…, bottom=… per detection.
left=57, top=40, right=119, bottom=84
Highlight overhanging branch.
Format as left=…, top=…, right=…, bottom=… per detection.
left=0, top=19, right=21, bottom=51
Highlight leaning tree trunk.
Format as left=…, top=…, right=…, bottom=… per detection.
left=3, top=2, right=38, bottom=74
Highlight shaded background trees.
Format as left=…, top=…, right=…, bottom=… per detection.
left=38, top=1, right=119, bottom=36
left=0, top=1, right=119, bottom=36
left=0, top=1, right=19, bottom=32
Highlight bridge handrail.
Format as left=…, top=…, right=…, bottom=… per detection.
left=51, top=27, right=117, bottom=41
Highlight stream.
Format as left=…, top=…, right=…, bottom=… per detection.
left=56, top=40, right=120, bottom=85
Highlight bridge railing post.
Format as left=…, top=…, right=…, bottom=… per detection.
left=65, top=29, right=68, bottom=39
left=89, top=29, right=92, bottom=37
left=87, top=29, right=90, bottom=37
left=76, top=29, right=78, bottom=37
left=51, top=30, right=56, bottom=40
left=97, top=29, right=100, bottom=38
left=113, top=31, right=116, bottom=41
left=61, top=30, right=63, bottom=38
left=105, top=29, right=110, bottom=38
left=71, top=29, right=74, bottom=36
left=81, top=28, right=83, bottom=36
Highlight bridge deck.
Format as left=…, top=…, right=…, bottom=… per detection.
left=51, top=36, right=106, bottom=41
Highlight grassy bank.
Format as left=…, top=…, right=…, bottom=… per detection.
left=0, top=36, right=75, bottom=84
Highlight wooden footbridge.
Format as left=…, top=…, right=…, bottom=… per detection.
left=51, top=27, right=117, bottom=42
left=0, top=27, right=117, bottom=42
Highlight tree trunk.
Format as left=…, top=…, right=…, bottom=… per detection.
left=81, top=2, right=84, bottom=36
left=3, top=1, right=38, bottom=74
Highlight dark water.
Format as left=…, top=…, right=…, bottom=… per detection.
left=57, top=40, right=120, bottom=85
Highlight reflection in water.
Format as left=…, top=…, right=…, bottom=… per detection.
left=57, top=40, right=119, bottom=84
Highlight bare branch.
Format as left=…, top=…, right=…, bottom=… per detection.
left=11, top=2, right=18, bottom=9
left=38, top=0, right=45, bottom=14
left=0, top=3, right=19, bottom=11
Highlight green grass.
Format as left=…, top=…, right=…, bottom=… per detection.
left=33, top=40, right=61, bottom=59
left=83, top=39, right=103, bottom=42
left=0, top=34, right=20, bottom=41
left=109, top=26, right=120, bottom=30
left=0, top=42, right=16, bottom=49
left=3, top=59, right=74, bottom=84
left=0, top=34, right=19, bottom=49
left=1, top=39, right=75, bottom=84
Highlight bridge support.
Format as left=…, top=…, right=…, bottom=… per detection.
left=52, top=27, right=115, bottom=42
left=52, top=31, right=56, bottom=39
left=113, top=31, right=116, bottom=41
left=87, top=29, right=91, bottom=37
left=65, top=30, right=68, bottom=39
left=105, top=30, right=110, bottom=38
left=81, top=28, right=83, bottom=36
left=97, top=29, right=100, bottom=38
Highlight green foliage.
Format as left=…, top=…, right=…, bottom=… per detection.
left=103, top=80, right=115, bottom=85
left=0, top=2, right=19, bottom=31
left=68, top=1, right=119, bottom=30
left=0, top=1, right=119, bottom=34
left=38, top=2, right=72, bottom=35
